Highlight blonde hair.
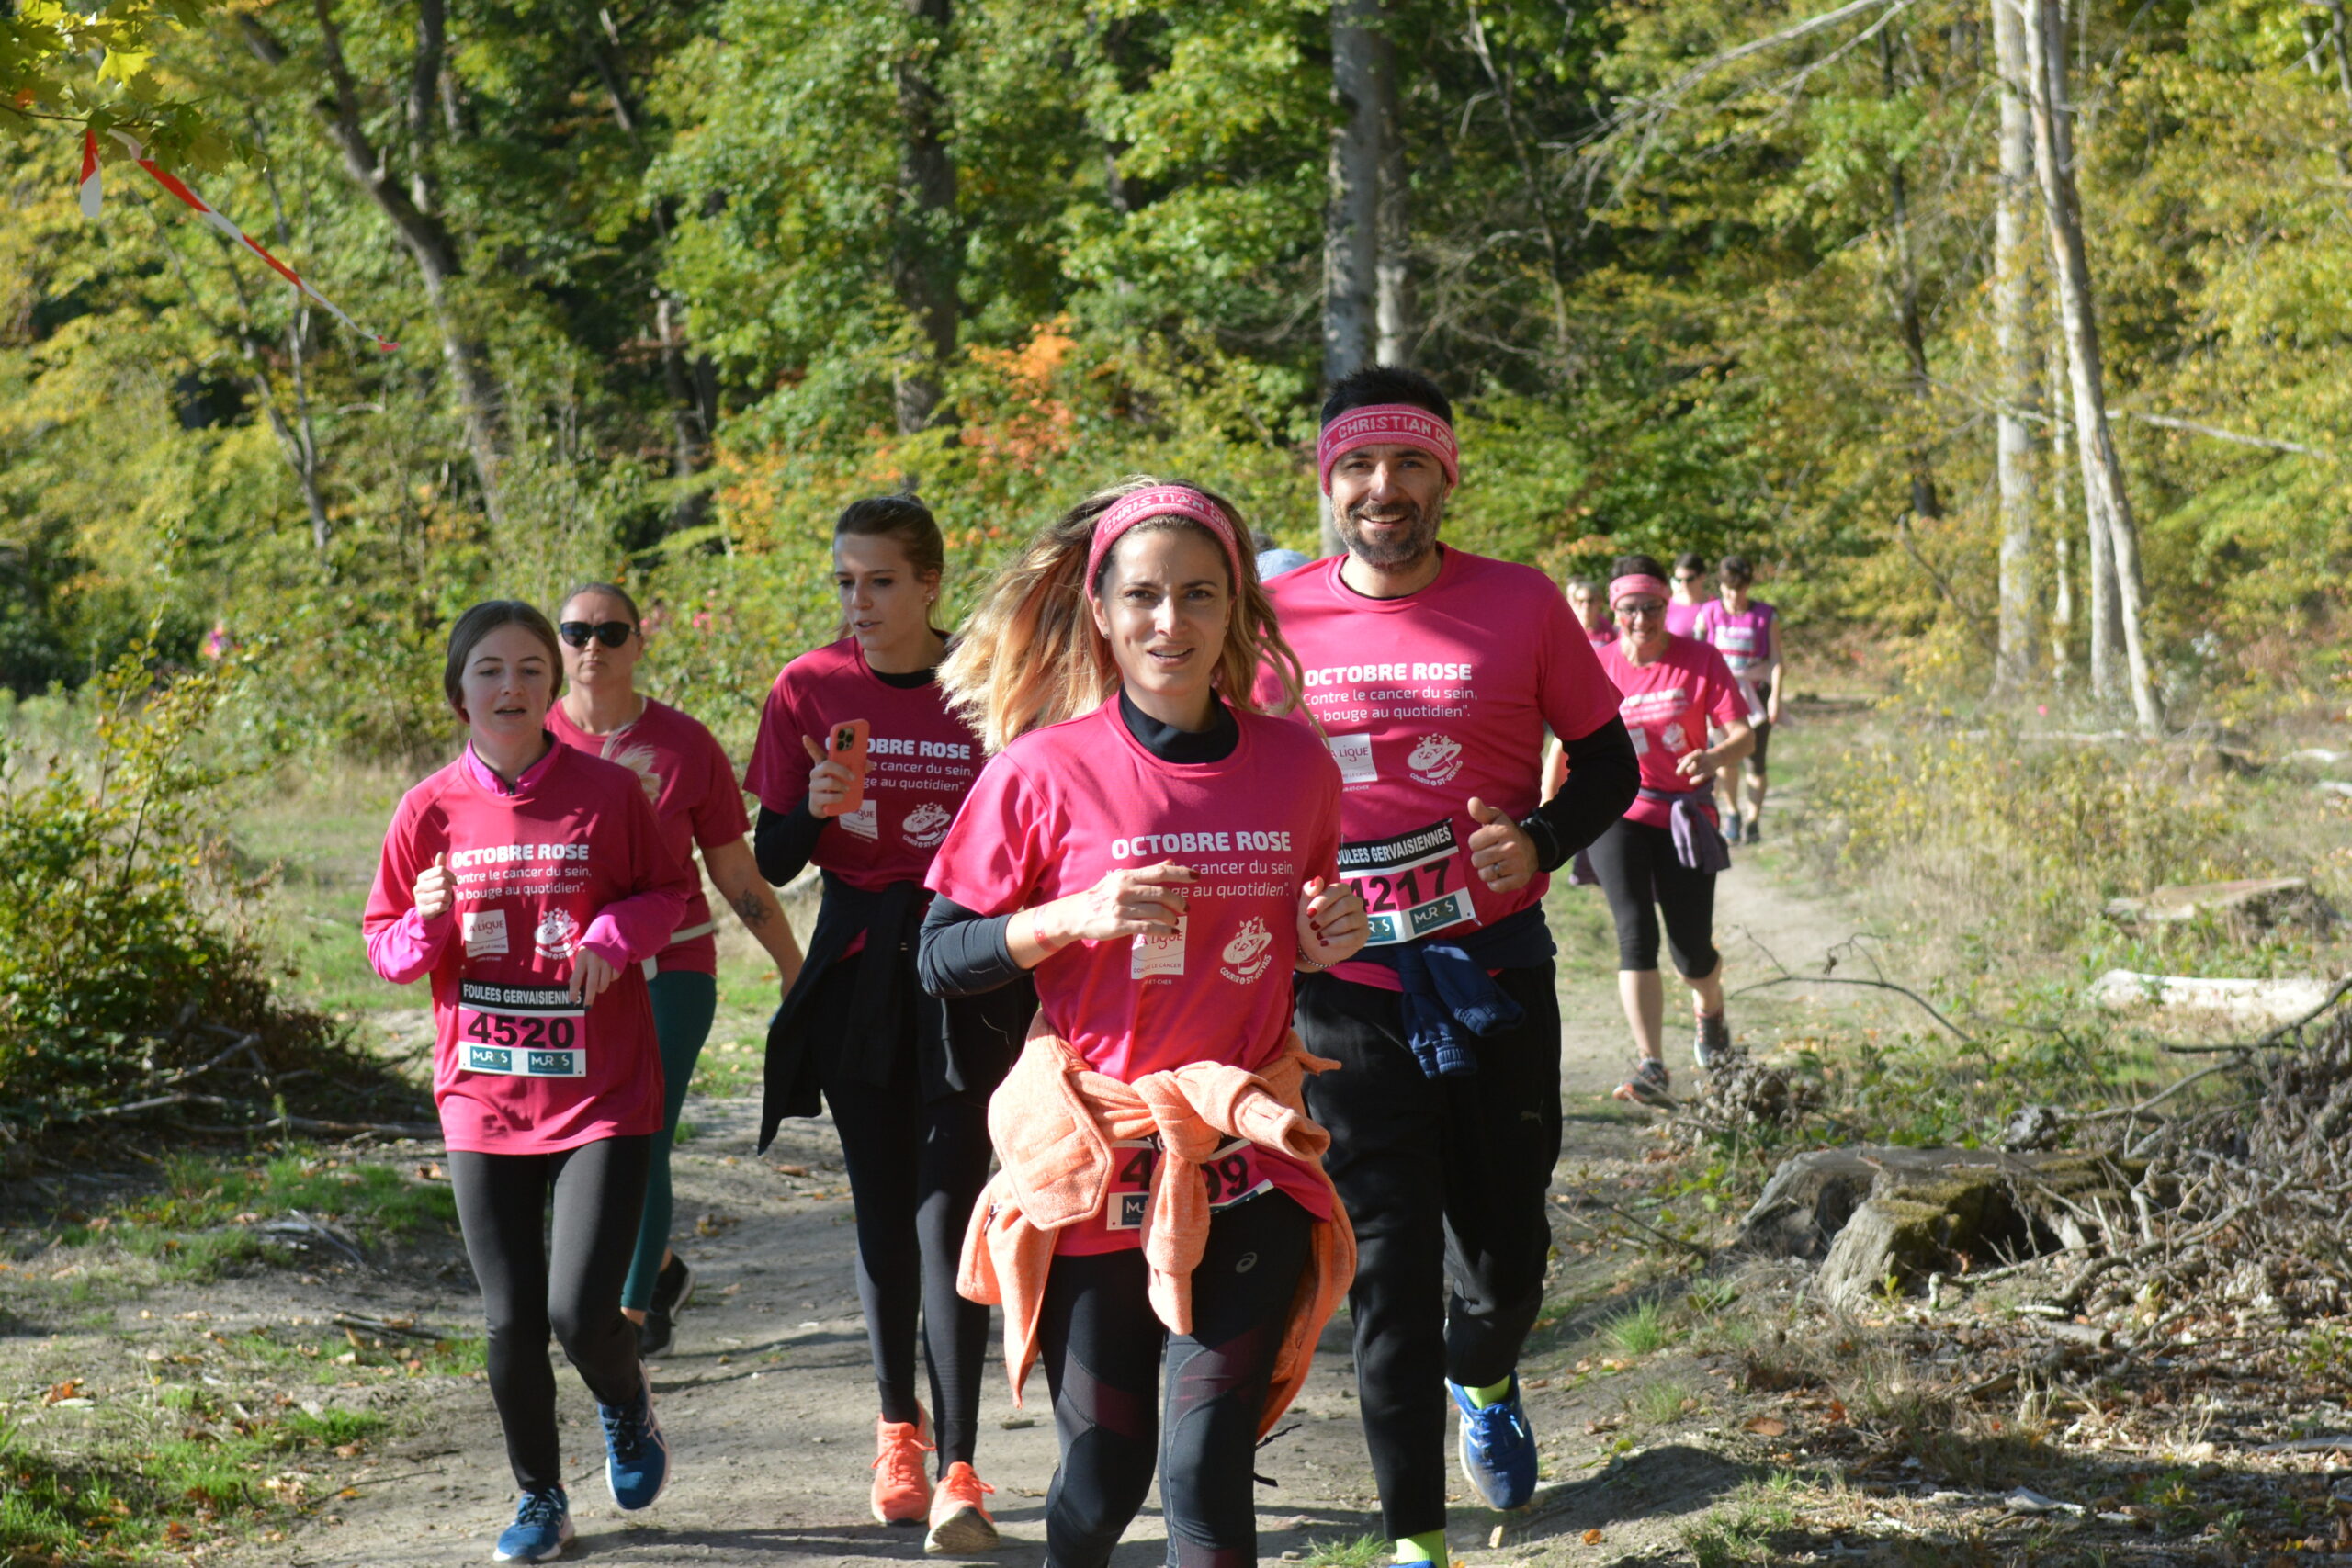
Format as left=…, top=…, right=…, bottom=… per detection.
left=940, top=476, right=1306, bottom=753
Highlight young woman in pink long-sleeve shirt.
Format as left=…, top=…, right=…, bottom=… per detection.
left=362, top=600, right=696, bottom=1562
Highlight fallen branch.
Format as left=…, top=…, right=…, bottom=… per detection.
left=75, top=1091, right=232, bottom=1121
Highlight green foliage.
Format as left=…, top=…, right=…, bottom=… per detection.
left=0, top=1401, right=386, bottom=1562
left=1297, top=1533, right=1386, bottom=1568
left=55, top=1146, right=457, bottom=1283
left=0, top=0, right=235, bottom=166
left=1602, top=1300, right=1675, bottom=1357
left=0, top=645, right=369, bottom=1139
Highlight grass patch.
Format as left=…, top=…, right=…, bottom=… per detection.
left=689, top=1034, right=763, bottom=1099
left=1601, top=1300, right=1674, bottom=1357
left=44, top=1145, right=456, bottom=1284
left=1679, top=1473, right=1803, bottom=1567
left=0, top=1402, right=387, bottom=1563
left=1297, top=1532, right=1386, bottom=1568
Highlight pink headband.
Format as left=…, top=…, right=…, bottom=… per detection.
left=1317, top=403, right=1461, bottom=494
left=1084, top=485, right=1248, bottom=601
left=1610, top=574, right=1670, bottom=607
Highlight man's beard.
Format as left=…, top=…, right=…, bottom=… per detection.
left=1339, top=492, right=1443, bottom=570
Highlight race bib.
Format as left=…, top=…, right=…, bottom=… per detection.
left=1102, top=1136, right=1273, bottom=1232
left=1337, top=818, right=1476, bottom=945
left=455, top=981, right=586, bottom=1077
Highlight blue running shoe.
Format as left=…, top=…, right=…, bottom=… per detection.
left=492, top=1487, right=572, bottom=1562
left=600, top=1371, right=671, bottom=1511
left=1450, top=1374, right=1539, bottom=1510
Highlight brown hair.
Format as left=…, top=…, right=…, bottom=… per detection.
left=938, top=476, right=1306, bottom=754
left=832, top=495, right=946, bottom=640
left=559, top=581, right=642, bottom=630
left=1717, top=554, right=1755, bottom=587
left=443, top=601, right=563, bottom=717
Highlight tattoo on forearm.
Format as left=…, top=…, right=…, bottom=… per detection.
left=734, top=888, right=772, bottom=927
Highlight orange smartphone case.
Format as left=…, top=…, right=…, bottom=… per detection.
left=825, top=719, right=871, bottom=817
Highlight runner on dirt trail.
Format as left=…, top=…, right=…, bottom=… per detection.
left=546, top=582, right=807, bottom=1360
left=916, top=478, right=1368, bottom=1568
left=742, top=497, right=1034, bottom=1553
left=1591, top=557, right=1754, bottom=1109
left=1257, top=367, right=1638, bottom=1550
left=363, top=601, right=695, bottom=1562
left=1565, top=576, right=1612, bottom=646
left=1665, top=552, right=1709, bottom=638
left=1691, top=555, right=1782, bottom=845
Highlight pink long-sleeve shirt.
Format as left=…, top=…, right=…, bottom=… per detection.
left=363, top=739, right=695, bottom=1154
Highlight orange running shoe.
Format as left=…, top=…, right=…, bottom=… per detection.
left=870, top=1409, right=934, bottom=1526
left=923, top=1461, right=1000, bottom=1555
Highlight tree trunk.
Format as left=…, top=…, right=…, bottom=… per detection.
left=1324, top=0, right=1380, bottom=554
left=2048, top=324, right=2074, bottom=683
left=243, top=6, right=507, bottom=529
left=2018, top=0, right=2161, bottom=734
left=1990, top=0, right=2037, bottom=693
left=1881, top=28, right=1941, bottom=524
left=1372, top=17, right=1415, bottom=367
left=890, top=0, right=959, bottom=438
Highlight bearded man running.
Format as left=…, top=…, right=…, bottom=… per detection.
left=1256, top=367, right=1638, bottom=1555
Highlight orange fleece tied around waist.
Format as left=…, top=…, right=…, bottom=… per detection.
left=956, top=1024, right=1356, bottom=1439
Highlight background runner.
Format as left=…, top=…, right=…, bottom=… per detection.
left=1261, top=367, right=1637, bottom=1554
left=362, top=602, right=695, bottom=1562
left=742, top=497, right=1030, bottom=1552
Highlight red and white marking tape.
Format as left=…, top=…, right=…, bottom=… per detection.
left=82, top=129, right=397, bottom=353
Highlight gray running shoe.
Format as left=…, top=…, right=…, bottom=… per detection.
left=1694, top=1012, right=1731, bottom=1072
left=1612, top=1059, right=1673, bottom=1107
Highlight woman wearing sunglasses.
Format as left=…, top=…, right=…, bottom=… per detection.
left=546, top=583, right=807, bottom=1359
left=742, top=497, right=1034, bottom=1552
left=363, top=602, right=697, bottom=1561
left=1591, top=555, right=1753, bottom=1109
left=1665, top=550, right=1710, bottom=638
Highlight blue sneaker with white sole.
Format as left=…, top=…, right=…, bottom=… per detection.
left=599, top=1371, right=671, bottom=1511
left=1450, top=1373, right=1539, bottom=1510
left=492, top=1487, right=572, bottom=1562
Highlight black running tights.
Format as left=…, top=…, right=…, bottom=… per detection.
left=448, top=1136, right=650, bottom=1493
left=1586, top=815, right=1721, bottom=976
left=1038, top=1193, right=1312, bottom=1568
left=825, top=1038, right=994, bottom=1470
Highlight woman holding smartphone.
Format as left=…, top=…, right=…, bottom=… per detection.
left=547, top=581, right=806, bottom=1358
left=363, top=602, right=696, bottom=1562
left=742, top=497, right=1032, bottom=1552
left=917, top=479, right=1367, bottom=1568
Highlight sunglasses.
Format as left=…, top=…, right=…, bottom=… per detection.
left=1674, top=572, right=1703, bottom=583
left=559, top=620, right=634, bottom=649
left=1615, top=600, right=1667, bottom=617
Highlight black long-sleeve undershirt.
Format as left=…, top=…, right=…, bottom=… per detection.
left=1518, top=716, right=1639, bottom=872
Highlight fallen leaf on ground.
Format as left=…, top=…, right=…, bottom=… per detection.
left=1583, top=1529, right=1606, bottom=1544
left=1743, top=1416, right=1789, bottom=1437
left=42, top=1379, right=84, bottom=1404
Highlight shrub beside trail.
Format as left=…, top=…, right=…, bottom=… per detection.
left=0, top=649, right=420, bottom=1153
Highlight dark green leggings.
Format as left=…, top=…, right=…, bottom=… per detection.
left=621, top=968, right=718, bottom=1312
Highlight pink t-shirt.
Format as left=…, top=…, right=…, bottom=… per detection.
left=743, top=638, right=983, bottom=891
left=547, top=697, right=749, bottom=976
left=1692, top=598, right=1778, bottom=681
left=1597, top=636, right=1745, bottom=829
left=1586, top=624, right=1614, bottom=649
left=1665, top=599, right=1703, bottom=638
left=924, top=698, right=1342, bottom=1252
left=1256, top=548, right=1621, bottom=987
left=363, top=743, right=696, bottom=1155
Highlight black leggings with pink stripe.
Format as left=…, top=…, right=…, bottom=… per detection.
left=1037, top=1192, right=1311, bottom=1568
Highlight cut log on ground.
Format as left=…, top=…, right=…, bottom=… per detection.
left=2090, top=970, right=2338, bottom=1026
left=2104, top=876, right=2336, bottom=935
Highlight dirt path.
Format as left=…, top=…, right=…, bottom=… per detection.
left=250, top=806, right=1881, bottom=1568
